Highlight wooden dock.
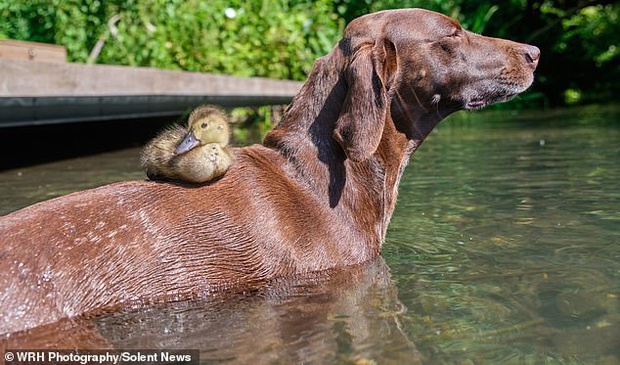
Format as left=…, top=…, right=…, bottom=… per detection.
left=0, top=39, right=67, bottom=63
left=0, top=59, right=302, bottom=127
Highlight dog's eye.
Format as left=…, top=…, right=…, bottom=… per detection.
left=439, top=41, right=454, bottom=53
left=201, top=123, right=208, bottom=128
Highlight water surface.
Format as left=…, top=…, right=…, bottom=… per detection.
left=385, top=106, right=619, bottom=364
left=2, top=106, right=619, bottom=364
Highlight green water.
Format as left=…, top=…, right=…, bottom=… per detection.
left=385, top=106, right=620, bottom=364
left=1, top=106, right=619, bottom=364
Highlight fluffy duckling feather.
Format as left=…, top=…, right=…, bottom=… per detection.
left=141, top=105, right=235, bottom=183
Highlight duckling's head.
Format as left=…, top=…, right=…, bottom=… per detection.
left=176, top=106, right=230, bottom=155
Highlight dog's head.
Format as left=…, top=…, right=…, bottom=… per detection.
left=333, top=8, right=539, bottom=162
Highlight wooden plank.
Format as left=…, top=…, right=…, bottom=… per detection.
left=0, top=39, right=67, bottom=63
left=0, top=59, right=303, bottom=127
left=0, top=59, right=301, bottom=97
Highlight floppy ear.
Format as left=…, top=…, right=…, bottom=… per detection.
left=333, top=41, right=390, bottom=162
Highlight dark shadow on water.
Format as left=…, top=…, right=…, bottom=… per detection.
left=0, top=116, right=180, bottom=170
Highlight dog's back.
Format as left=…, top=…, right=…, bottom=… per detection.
left=0, top=145, right=377, bottom=334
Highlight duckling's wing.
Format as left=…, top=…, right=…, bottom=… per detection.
left=141, top=125, right=188, bottom=179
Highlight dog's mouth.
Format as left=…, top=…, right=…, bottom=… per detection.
left=466, top=92, right=518, bottom=110
left=464, top=79, right=530, bottom=110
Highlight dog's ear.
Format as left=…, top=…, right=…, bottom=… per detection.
left=333, top=40, right=391, bottom=162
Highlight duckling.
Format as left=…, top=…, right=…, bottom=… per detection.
left=141, top=105, right=234, bottom=183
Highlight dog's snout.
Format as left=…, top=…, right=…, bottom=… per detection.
left=523, top=45, right=540, bottom=68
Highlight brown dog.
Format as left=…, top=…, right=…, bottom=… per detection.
left=0, top=9, right=539, bottom=335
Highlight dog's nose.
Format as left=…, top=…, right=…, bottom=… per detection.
left=523, top=45, right=540, bottom=68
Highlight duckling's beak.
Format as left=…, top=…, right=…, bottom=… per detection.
left=175, top=131, right=200, bottom=155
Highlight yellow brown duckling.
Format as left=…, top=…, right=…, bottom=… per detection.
left=141, top=105, right=234, bottom=183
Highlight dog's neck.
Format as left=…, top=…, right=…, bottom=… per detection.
left=264, top=49, right=445, bottom=247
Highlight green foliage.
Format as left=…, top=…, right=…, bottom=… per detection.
left=102, top=0, right=344, bottom=80
left=1, top=0, right=342, bottom=81
left=0, top=0, right=108, bottom=61
left=554, top=4, right=619, bottom=104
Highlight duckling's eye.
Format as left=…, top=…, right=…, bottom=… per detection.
left=201, top=123, right=208, bottom=128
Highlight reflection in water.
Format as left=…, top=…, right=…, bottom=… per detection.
left=1, top=106, right=619, bottom=364
left=4, top=258, right=421, bottom=364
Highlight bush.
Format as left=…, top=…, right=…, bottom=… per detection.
left=1, top=0, right=343, bottom=81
